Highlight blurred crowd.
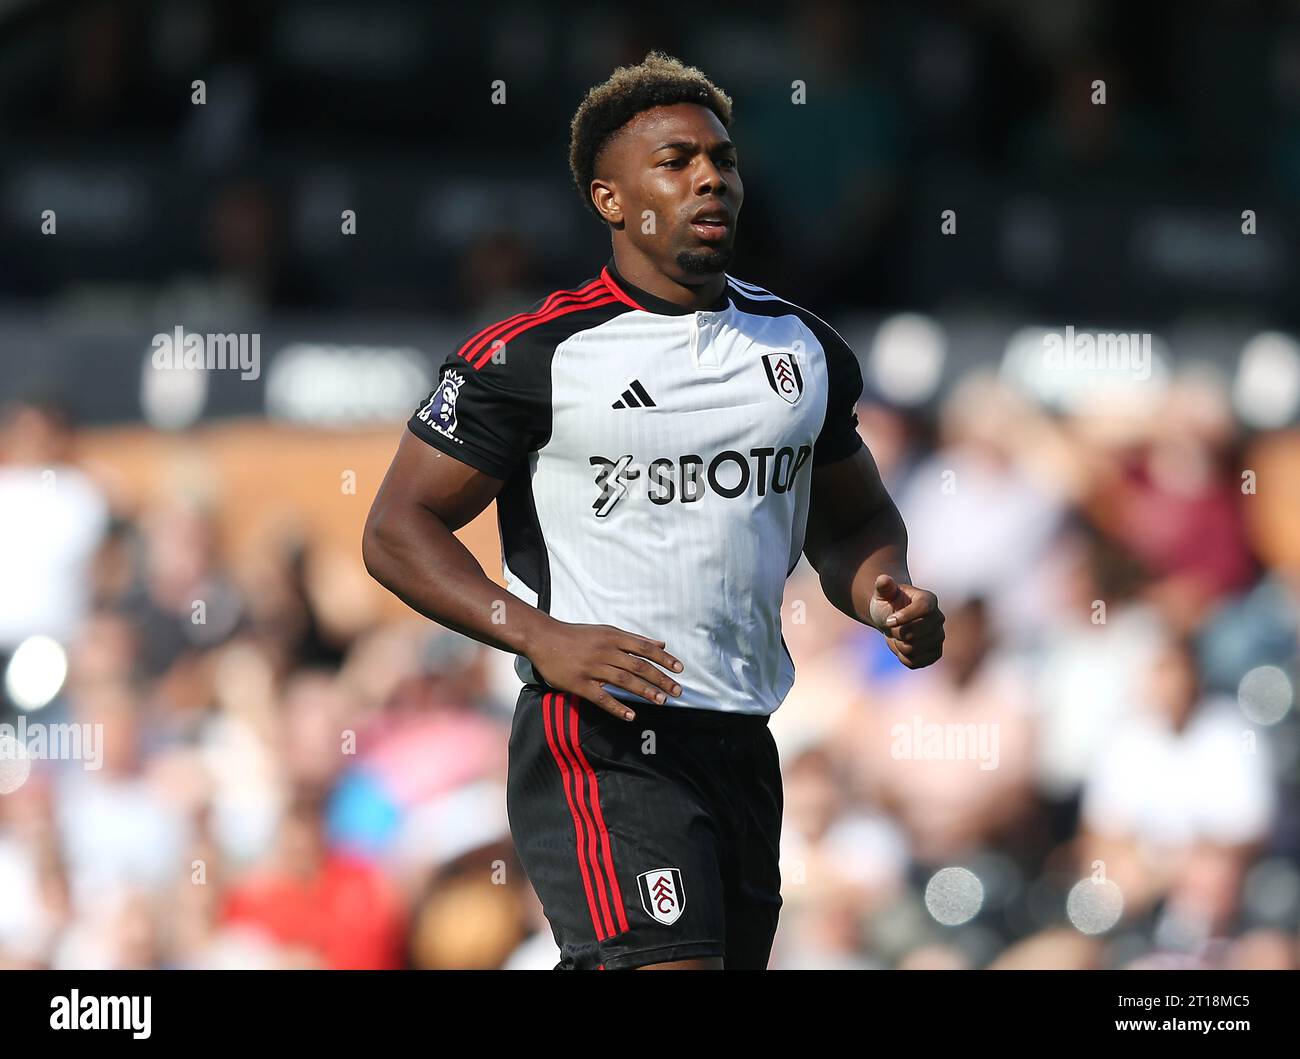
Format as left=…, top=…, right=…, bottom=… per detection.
left=1, top=358, right=1297, bottom=970
left=771, top=368, right=1299, bottom=969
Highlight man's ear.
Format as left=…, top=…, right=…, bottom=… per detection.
left=591, top=180, right=621, bottom=225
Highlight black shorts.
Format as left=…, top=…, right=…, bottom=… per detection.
left=506, top=683, right=784, bottom=970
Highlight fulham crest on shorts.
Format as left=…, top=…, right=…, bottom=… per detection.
left=637, top=867, right=686, bottom=925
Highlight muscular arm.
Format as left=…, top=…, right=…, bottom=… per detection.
left=362, top=432, right=684, bottom=718
left=803, top=446, right=911, bottom=618
left=803, top=446, right=944, bottom=668
left=362, top=431, right=541, bottom=653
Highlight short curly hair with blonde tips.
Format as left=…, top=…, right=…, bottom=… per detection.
left=568, top=50, right=734, bottom=223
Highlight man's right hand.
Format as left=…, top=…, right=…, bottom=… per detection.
left=524, top=618, right=684, bottom=721
left=363, top=436, right=682, bottom=722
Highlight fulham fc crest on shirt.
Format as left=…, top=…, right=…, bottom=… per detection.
left=637, top=867, right=686, bottom=925
left=763, top=352, right=804, bottom=404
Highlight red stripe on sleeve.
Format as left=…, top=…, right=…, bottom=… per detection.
left=458, top=280, right=609, bottom=367
left=469, top=292, right=620, bottom=369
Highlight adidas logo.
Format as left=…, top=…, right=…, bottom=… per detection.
left=612, top=380, right=656, bottom=409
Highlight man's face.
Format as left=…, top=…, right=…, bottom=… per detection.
left=593, top=102, right=743, bottom=278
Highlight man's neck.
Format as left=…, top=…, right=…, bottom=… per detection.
left=610, top=244, right=728, bottom=312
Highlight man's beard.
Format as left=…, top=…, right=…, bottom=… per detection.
left=676, top=245, right=733, bottom=275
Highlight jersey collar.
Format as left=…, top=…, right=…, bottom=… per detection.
left=602, top=256, right=731, bottom=316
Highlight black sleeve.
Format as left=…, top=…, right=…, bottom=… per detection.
left=811, top=320, right=866, bottom=466
left=406, top=334, right=551, bottom=480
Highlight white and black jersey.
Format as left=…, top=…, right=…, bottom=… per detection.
left=408, top=256, right=864, bottom=715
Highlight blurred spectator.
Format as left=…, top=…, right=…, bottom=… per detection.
left=1030, top=524, right=1165, bottom=830
left=1084, top=377, right=1257, bottom=632
left=895, top=376, right=1068, bottom=644
left=1079, top=635, right=1277, bottom=943
left=54, top=681, right=192, bottom=917
left=842, top=597, right=1038, bottom=864
left=0, top=395, right=109, bottom=663
left=220, top=788, right=405, bottom=969
left=117, top=496, right=243, bottom=679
